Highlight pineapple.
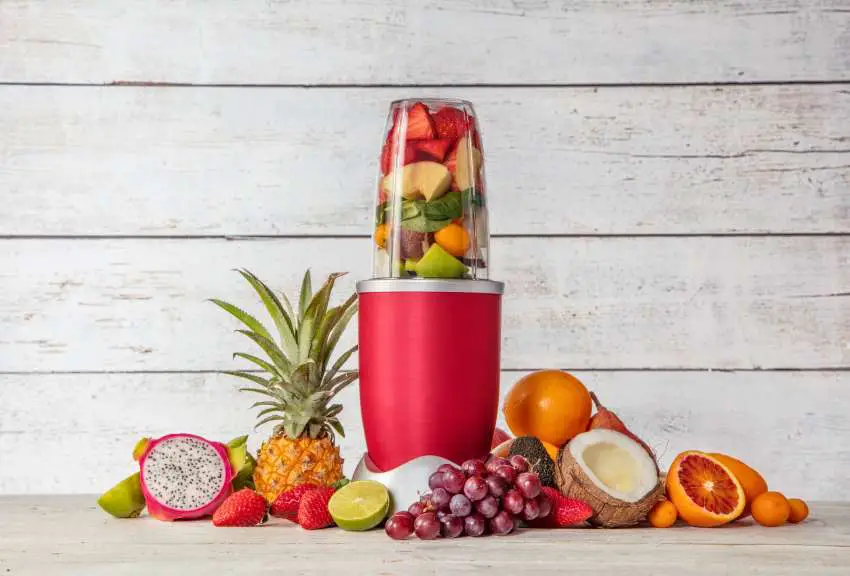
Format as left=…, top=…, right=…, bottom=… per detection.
left=212, top=269, right=358, bottom=502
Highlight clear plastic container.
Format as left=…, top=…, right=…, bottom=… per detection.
left=372, top=99, right=489, bottom=279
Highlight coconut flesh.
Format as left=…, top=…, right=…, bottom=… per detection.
left=556, top=429, right=664, bottom=528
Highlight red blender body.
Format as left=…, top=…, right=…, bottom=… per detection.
left=358, top=280, right=503, bottom=471
left=358, top=98, right=502, bottom=472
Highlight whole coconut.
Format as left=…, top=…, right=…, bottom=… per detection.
left=555, top=429, right=664, bottom=528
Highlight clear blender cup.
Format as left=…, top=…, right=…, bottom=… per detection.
left=357, top=99, right=503, bottom=472
left=372, top=99, right=490, bottom=280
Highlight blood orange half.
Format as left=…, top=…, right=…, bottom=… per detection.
left=666, top=451, right=745, bottom=527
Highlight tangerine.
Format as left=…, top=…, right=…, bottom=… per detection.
left=708, top=453, right=768, bottom=518
left=648, top=499, right=678, bottom=528
left=787, top=498, right=809, bottom=524
left=666, top=451, right=745, bottom=527
left=434, top=223, right=470, bottom=257
left=502, top=370, right=592, bottom=447
left=751, top=492, right=790, bottom=527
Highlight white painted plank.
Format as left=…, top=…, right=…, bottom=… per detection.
left=2, top=85, right=848, bottom=236
left=1, top=237, right=847, bottom=371
left=2, top=371, right=849, bottom=501
left=2, top=1, right=849, bottom=84
left=1, top=498, right=848, bottom=576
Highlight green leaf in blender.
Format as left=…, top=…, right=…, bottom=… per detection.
left=399, top=191, right=464, bottom=233
left=423, top=191, right=463, bottom=221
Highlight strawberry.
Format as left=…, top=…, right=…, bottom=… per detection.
left=297, top=487, right=336, bottom=530
left=380, top=141, right=393, bottom=174
left=411, top=139, right=453, bottom=162
left=405, top=102, right=436, bottom=140
left=270, top=483, right=319, bottom=521
left=384, top=140, right=453, bottom=169
left=213, top=488, right=268, bottom=527
left=528, top=487, right=593, bottom=528
left=443, top=146, right=461, bottom=190
left=403, top=141, right=419, bottom=165
left=444, top=146, right=458, bottom=174
left=433, top=107, right=469, bottom=140
left=381, top=107, right=403, bottom=173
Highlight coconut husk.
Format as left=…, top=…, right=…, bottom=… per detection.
left=555, top=443, right=665, bottom=528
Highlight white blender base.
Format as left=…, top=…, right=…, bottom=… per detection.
left=352, top=452, right=455, bottom=516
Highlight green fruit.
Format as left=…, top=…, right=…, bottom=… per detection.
left=327, top=480, right=390, bottom=531
left=97, top=472, right=146, bottom=518
left=414, top=244, right=467, bottom=278
left=332, top=477, right=351, bottom=490
left=392, top=259, right=407, bottom=277
left=227, top=435, right=256, bottom=491
left=132, top=437, right=151, bottom=461
left=404, top=258, right=419, bottom=273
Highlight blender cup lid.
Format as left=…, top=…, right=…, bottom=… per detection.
left=357, top=278, right=504, bottom=294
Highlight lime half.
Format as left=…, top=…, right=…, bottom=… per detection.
left=328, top=480, right=390, bottom=531
left=97, top=472, right=146, bottom=518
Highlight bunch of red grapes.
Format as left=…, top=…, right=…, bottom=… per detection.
left=385, top=455, right=551, bottom=540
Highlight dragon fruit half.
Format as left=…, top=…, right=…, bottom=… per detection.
left=138, top=433, right=234, bottom=521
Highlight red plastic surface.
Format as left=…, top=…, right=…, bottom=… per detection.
left=358, top=290, right=502, bottom=471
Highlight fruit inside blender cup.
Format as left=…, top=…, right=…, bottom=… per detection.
left=373, top=100, right=489, bottom=279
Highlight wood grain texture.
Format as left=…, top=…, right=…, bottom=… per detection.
left=1, top=85, right=848, bottom=236
left=2, top=371, right=849, bottom=499
left=3, top=237, right=848, bottom=372
left=1, top=498, right=849, bottom=576
left=2, top=0, right=850, bottom=85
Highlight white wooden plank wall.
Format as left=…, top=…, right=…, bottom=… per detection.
left=0, top=0, right=848, bottom=497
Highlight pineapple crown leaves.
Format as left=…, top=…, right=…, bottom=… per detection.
left=210, top=268, right=359, bottom=441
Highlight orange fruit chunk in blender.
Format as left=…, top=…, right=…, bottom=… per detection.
left=374, top=224, right=388, bottom=248
left=667, top=451, right=746, bottom=527
left=434, top=223, right=470, bottom=257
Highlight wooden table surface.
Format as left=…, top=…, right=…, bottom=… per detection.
left=1, top=496, right=848, bottom=575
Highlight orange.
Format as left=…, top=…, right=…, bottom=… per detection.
left=374, top=224, right=388, bottom=248
left=666, top=451, right=746, bottom=527
left=787, top=498, right=809, bottom=524
left=434, top=223, right=470, bottom=257
left=708, top=453, right=768, bottom=518
left=751, top=492, right=790, bottom=527
left=540, top=440, right=559, bottom=461
left=502, top=370, right=592, bottom=447
left=648, top=499, right=678, bottom=528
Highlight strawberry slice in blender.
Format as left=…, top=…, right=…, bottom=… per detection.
left=444, top=145, right=458, bottom=175
left=435, top=107, right=483, bottom=149
left=382, top=104, right=438, bottom=172
left=433, top=107, right=468, bottom=140
left=411, top=139, right=453, bottom=162
left=405, top=102, right=437, bottom=140
left=444, top=145, right=459, bottom=190
left=390, top=140, right=454, bottom=167
left=380, top=142, right=394, bottom=174
left=381, top=140, right=417, bottom=172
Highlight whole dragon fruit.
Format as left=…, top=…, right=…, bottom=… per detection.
left=138, top=433, right=234, bottom=521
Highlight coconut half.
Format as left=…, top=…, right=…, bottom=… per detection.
left=556, top=429, right=664, bottom=528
